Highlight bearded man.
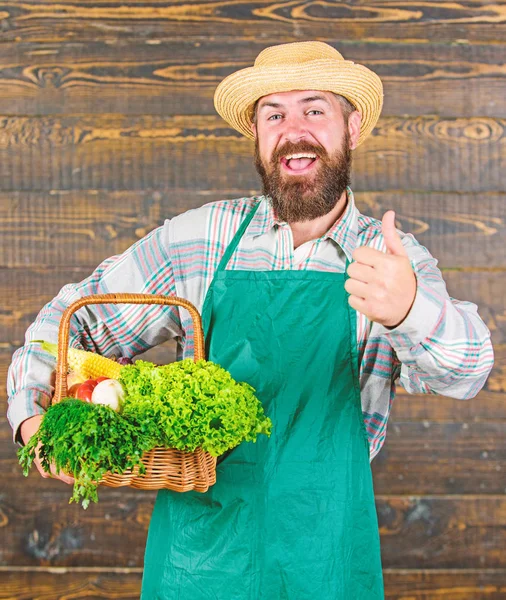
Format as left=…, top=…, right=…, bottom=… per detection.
left=8, top=41, right=494, bottom=599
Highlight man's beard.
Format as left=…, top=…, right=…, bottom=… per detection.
left=254, top=132, right=352, bottom=223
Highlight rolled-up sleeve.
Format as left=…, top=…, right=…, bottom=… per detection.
left=381, top=234, right=494, bottom=399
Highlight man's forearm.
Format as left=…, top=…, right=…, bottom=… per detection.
left=383, top=278, right=494, bottom=398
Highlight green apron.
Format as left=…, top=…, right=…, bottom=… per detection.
left=141, top=202, right=384, bottom=599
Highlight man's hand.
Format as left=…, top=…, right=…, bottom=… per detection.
left=345, top=211, right=417, bottom=328
left=20, top=414, right=74, bottom=485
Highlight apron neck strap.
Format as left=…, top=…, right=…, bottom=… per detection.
left=217, top=201, right=261, bottom=271
left=216, top=200, right=353, bottom=274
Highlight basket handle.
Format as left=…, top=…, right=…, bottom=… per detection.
left=53, top=293, right=205, bottom=403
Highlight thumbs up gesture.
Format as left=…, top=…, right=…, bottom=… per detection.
left=345, top=211, right=417, bottom=328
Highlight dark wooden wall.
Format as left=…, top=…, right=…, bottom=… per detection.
left=1, top=2, right=505, bottom=598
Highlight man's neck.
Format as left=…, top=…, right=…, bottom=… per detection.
left=289, top=191, right=348, bottom=249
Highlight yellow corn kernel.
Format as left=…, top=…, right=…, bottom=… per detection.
left=35, top=341, right=123, bottom=380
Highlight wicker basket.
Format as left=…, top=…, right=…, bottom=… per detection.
left=53, top=293, right=217, bottom=493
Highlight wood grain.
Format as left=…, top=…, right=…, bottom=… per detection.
left=356, top=192, right=506, bottom=270
left=1, top=569, right=505, bottom=600
left=1, top=2, right=506, bottom=44
left=0, top=569, right=143, bottom=599
left=377, top=495, right=506, bottom=569
left=0, top=190, right=197, bottom=269
left=383, top=569, right=506, bottom=599
left=1, top=568, right=505, bottom=599
left=0, top=0, right=504, bottom=595
left=0, top=267, right=91, bottom=346
left=1, top=40, right=506, bottom=118
left=1, top=114, right=506, bottom=192
left=1, top=190, right=505, bottom=269
left=371, top=422, right=506, bottom=495
left=0, top=480, right=154, bottom=567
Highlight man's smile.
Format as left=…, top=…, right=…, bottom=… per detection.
left=280, top=154, right=320, bottom=174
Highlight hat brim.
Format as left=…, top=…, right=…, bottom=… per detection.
left=214, top=59, right=383, bottom=147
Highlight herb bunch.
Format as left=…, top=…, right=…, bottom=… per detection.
left=18, top=399, right=153, bottom=509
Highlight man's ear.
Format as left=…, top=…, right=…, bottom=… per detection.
left=348, top=111, right=362, bottom=150
left=251, top=121, right=257, bottom=139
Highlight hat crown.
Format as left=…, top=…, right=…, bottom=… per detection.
left=254, top=41, right=344, bottom=68
left=214, top=41, right=383, bottom=147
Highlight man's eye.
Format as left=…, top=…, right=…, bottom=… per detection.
left=268, top=114, right=282, bottom=121
left=308, top=110, right=323, bottom=115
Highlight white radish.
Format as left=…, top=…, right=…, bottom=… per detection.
left=91, top=379, right=125, bottom=412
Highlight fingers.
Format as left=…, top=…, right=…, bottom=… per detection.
left=35, top=461, right=51, bottom=479
left=344, top=278, right=368, bottom=300
left=352, top=246, right=385, bottom=267
left=47, top=460, right=74, bottom=484
left=21, top=414, right=74, bottom=486
left=347, top=260, right=377, bottom=284
left=347, top=294, right=367, bottom=315
left=34, top=452, right=74, bottom=485
left=51, top=469, right=75, bottom=485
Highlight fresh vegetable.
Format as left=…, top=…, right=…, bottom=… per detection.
left=19, top=354, right=272, bottom=508
left=74, top=377, right=109, bottom=402
left=67, top=371, right=86, bottom=387
left=116, top=356, right=134, bottom=366
left=91, top=379, right=124, bottom=412
left=120, top=359, right=272, bottom=457
left=67, top=383, right=82, bottom=398
left=18, top=399, right=153, bottom=509
left=33, top=341, right=123, bottom=380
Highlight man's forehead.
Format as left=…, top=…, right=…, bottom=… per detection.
left=257, top=90, right=334, bottom=109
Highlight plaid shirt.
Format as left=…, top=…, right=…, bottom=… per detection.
left=7, top=188, right=494, bottom=458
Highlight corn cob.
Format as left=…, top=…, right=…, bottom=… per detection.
left=33, top=340, right=123, bottom=380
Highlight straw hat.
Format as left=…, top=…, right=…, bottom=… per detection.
left=214, top=41, right=383, bottom=147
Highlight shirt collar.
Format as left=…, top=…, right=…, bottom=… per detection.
left=323, top=187, right=358, bottom=261
left=247, top=187, right=359, bottom=261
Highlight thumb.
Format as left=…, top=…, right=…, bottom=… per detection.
left=382, top=211, right=407, bottom=256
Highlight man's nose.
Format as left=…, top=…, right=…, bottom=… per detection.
left=283, top=115, right=308, bottom=143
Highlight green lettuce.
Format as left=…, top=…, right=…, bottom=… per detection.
left=120, top=359, right=272, bottom=457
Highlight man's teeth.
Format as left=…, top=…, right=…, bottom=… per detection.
left=284, top=153, right=317, bottom=160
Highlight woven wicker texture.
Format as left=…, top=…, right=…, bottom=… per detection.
left=53, top=293, right=216, bottom=493
left=213, top=40, right=383, bottom=147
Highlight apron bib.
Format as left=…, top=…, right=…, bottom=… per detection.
left=142, top=203, right=384, bottom=599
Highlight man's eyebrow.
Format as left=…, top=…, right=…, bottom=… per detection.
left=299, top=95, right=331, bottom=106
left=257, top=95, right=331, bottom=112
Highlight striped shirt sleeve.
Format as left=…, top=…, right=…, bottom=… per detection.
left=380, top=233, right=494, bottom=399
left=7, top=223, right=182, bottom=443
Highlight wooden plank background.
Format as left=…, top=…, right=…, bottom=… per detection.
left=1, top=2, right=505, bottom=598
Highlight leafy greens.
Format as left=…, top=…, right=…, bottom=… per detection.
left=18, top=359, right=272, bottom=508
left=120, top=359, right=272, bottom=456
left=18, top=399, right=152, bottom=509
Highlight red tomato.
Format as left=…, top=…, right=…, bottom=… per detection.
left=76, top=380, right=99, bottom=402
left=67, top=383, right=82, bottom=398
left=75, top=377, right=110, bottom=402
